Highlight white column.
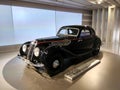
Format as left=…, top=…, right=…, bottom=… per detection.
left=101, top=8, right=105, bottom=42
left=92, top=10, right=97, bottom=30
left=114, top=7, right=120, bottom=54
left=117, top=8, right=120, bottom=54
left=106, top=6, right=115, bottom=46
left=96, top=9, right=101, bottom=37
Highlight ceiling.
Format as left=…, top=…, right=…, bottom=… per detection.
left=19, top=0, right=120, bottom=10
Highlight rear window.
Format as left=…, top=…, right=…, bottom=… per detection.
left=80, top=29, right=91, bottom=37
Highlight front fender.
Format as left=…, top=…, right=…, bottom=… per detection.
left=41, top=46, right=76, bottom=61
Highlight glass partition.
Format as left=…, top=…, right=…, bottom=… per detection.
left=12, top=6, right=56, bottom=44
left=0, top=5, right=82, bottom=46
left=0, top=5, right=14, bottom=46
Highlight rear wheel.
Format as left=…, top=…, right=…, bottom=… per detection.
left=92, top=43, right=100, bottom=56
left=44, top=53, right=64, bottom=76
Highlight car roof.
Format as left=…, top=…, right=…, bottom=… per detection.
left=61, top=25, right=92, bottom=29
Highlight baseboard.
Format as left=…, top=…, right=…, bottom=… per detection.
left=0, top=44, right=21, bottom=53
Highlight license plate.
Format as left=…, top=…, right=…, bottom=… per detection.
left=24, top=59, right=31, bottom=64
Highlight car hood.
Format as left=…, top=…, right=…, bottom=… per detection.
left=36, top=36, right=67, bottom=42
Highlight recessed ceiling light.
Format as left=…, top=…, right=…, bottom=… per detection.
left=97, top=0, right=104, bottom=4
left=97, top=1, right=102, bottom=4
left=88, top=0, right=104, bottom=4
left=90, top=1, right=97, bottom=4
left=56, top=0, right=64, bottom=2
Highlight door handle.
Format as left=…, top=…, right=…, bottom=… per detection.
left=78, top=39, right=83, bottom=42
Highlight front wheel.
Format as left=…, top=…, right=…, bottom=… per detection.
left=92, top=43, right=100, bottom=56
left=44, top=53, right=64, bottom=76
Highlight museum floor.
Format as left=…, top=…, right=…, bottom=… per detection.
left=0, top=48, right=120, bottom=90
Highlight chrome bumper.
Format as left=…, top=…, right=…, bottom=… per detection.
left=18, top=56, right=44, bottom=68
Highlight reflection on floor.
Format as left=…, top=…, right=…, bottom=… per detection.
left=1, top=50, right=120, bottom=90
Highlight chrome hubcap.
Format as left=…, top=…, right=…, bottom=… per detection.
left=97, top=44, right=100, bottom=50
left=53, top=60, right=60, bottom=68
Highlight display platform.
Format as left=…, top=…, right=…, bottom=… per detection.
left=64, top=60, right=100, bottom=81
left=2, top=51, right=120, bottom=90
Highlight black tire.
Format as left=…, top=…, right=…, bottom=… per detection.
left=92, top=43, right=100, bottom=56
left=44, top=53, right=64, bottom=76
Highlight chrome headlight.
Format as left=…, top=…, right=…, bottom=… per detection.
left=22, top=44, right=27, bottom=53
left=34, top=47, right=40, bottom=57
left=31, top=41, right=35, bottom=45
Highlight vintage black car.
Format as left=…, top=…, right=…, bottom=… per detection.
left=19, top=25, right=101, bottom=76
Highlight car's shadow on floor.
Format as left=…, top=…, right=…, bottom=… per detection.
left=29, top=51, right=103, bottom=80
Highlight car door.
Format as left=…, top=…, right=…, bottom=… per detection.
left=63, top=28, right=81, bottom=54
left=78, top=27, right=94, bottom=53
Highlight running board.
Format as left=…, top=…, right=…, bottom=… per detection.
left=77, top=50, right=92, bottom=57
left=64, top=60, right=100, bottom=81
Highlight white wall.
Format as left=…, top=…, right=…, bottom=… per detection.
left=0, top=5, right=82, bottom=46
left=56, top=11, right=82, bottom=31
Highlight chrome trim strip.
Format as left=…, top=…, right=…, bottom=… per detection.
left=18, top=56, right=44, bottom=67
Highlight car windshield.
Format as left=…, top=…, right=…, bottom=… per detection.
left=57, top=27, right=79, bottom=37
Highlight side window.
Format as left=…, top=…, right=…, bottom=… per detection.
left=68, top=29, right=78, bottom=35
left=80, top=29, right=91, bottom=37
left=59, top=29, right=68, bottom=35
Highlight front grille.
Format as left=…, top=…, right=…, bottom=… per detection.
left=27, top=41, right=36, bottom=61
